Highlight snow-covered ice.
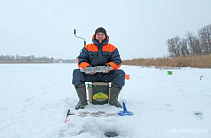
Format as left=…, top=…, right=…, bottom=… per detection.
left=0, top=64, right=210, bottom=138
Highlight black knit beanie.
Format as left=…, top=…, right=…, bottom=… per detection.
left=95, top=27, right=107, bottom=36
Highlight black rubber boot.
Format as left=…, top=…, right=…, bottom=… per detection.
left=75, top=85, right=88, bottom=110
left=109, top=85, right=122, bottom=108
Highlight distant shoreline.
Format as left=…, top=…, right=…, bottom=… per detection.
left=123, top=55, right=211, bottom=69
left=0, top=62, right=76, bottom=64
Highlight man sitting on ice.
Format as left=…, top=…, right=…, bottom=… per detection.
left=72, top=27, right=125, bottom=110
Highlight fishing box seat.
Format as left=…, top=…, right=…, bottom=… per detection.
left=87, top=82, right=111, bottom=105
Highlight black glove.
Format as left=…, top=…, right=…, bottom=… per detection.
left=103, top=63, right=111, bottom=73
left=86, top=65, right=92, bottom=69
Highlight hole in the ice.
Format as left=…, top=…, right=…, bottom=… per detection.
left=104, top=130, right=119, bottom=137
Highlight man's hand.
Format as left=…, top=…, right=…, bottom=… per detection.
left=102, top=63, right=111, bottom=73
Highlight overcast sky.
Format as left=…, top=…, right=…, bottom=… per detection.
left=1, top=0, right=211, bottom=60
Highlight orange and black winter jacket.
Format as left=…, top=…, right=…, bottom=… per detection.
left=78, top=35, right=122, bottom=70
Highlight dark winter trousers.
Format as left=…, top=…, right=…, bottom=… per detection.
left=72, top=69, right=125, bottom=87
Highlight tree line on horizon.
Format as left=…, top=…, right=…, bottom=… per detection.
left=167, top=24, right=211, bottom=57
left=0, top=54, right=77, bottom=63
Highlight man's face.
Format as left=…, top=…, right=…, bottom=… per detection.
left=95, top=32, right=106, bottom=43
